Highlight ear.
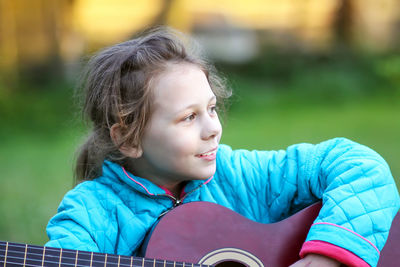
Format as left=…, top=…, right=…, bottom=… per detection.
left=110, top=124, right=143, bottom=158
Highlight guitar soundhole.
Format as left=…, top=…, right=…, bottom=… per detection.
left=215, top=261, right=246, bottom=267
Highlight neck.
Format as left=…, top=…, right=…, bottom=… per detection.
left=160, top=181, right=187, bottom=198
left=123, top=160, right=187, bottom=199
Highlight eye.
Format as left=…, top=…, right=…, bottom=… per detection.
left=183, top=113, right=196, bottom=122
left=208, top=104, right=217, bottom=115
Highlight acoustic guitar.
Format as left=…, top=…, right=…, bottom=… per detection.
left=1, top=202, right=398, bottom=266
left=144, top=201, right=399, bottom=267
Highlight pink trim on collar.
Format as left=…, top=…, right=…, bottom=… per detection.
left=158, top=184, right=174, bottom=197
left=122, top=167, right=155, bottom=196
left=180, top=176, right=214, bottom=198
left=122, top=167, right=214, bottom=198
left=203, top=176, right=214, bottom=185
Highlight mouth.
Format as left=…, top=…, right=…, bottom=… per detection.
left=196, top=147, right=218, bottom=159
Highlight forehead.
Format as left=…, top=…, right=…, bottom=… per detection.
left=151, top=64, right=215, bottom=113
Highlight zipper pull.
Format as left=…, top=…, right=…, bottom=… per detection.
left=174, top=198, right=182, bottom=207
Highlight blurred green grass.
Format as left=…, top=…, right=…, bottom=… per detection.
left=0, top=50, right=399, bottom=246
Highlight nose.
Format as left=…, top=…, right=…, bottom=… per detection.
left=201, top=113, right=222, bottom=140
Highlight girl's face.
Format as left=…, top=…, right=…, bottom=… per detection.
left=131, top=63, right=222, bottom=191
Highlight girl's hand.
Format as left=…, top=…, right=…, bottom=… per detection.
left=289, top=253, right=341, bottom=267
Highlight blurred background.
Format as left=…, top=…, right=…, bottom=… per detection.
left=1, top=0, right=399, bottom=246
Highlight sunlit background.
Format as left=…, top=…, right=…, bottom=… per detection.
left=1, top=0, right=399, bottom=245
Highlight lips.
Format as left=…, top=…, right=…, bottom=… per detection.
left=198, top=150, right=215, bottom=157
left=196, top=147, right=218, bottom=160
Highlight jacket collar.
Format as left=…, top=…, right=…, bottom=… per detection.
left=102, top=160, right=213, bottom=197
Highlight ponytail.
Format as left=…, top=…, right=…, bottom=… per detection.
left=75, top=129, right=118, bottom=182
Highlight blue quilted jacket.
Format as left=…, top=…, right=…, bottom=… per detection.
left=46, top=138, right=399, bottom=267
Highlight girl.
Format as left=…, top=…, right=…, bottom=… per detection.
left=46, top=27, right=399, bottom=267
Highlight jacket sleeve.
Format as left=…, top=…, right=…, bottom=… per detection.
left=45, top=184, right=102, bottom=252
left=216, top=138, right=400, bottom=267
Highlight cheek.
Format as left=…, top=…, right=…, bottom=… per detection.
left=146, top=128, right=194, bottom=154
left=159, top=135, right=197, bottom=170
left=171, top=133, right=198, bottom=155
left=166, top=127, right=200, bottom=156
left=143, top=121, right=200, bottom=158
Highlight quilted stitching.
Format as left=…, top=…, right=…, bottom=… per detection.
left=46, top=138, right=400, bottom=267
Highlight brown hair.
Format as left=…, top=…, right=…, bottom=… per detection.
left=75, top=26, right=231, bottom=182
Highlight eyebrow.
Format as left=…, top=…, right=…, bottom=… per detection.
left=184, top=95, right=216, bottom=109
left=175, top=95, right=217, bottom=115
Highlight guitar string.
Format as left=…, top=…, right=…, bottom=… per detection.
left=0, top=247, right=201, bottom=267
left=0, top=243, right=132, bottom=261
left=0, top=242, right=206, bottom=267
left=0, top=248, right=144, bottom=265
left=0, top=253, right=193, bottom=267
left=0, top=244, right=186, bottom=266
left=0, top=258, right=190, bottom=267
left=0, top=260, right=190, bottom=267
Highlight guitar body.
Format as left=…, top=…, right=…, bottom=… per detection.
left=145, top=201, right=400, bottom=267
left=1, top=202, right=398, bottom=266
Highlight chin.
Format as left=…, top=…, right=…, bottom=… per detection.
left=197, top=167, right=216, bottom=180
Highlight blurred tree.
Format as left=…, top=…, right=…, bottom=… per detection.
left=0, top=0, right=74, bottom=90
left=333, top=0, right=354, bottom=47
